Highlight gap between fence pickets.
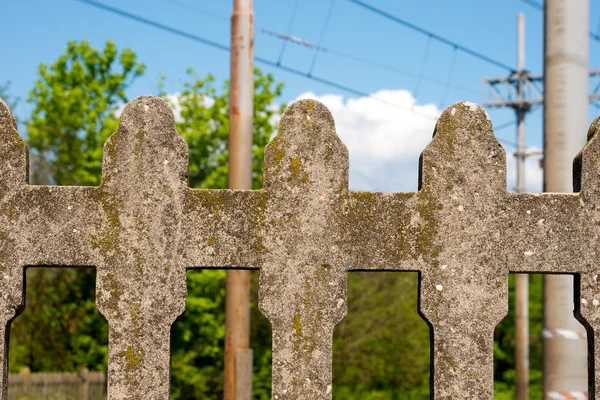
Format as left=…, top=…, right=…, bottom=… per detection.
left=1, top=96, right=600, bottom=399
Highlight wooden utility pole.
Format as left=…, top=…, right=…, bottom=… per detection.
left=224, top=0, right=254, bottom=399
left=543, top=0, right=589, bottom=397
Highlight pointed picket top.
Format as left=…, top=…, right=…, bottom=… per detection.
left=416, top=101, right=508, bottom=399
left=95, top=95, right=189, bottom=314
left=0, top=98, right=28, bottom=190
left=94, top=95, right=190, bottom=398
left=101, top=96, right=189, bottom=195
left=259, top=99, right=349, bottom=399
left=420, top=101, right=506, bottom=198
left=260, top=99, right=350, bottom=267
left=263, top=99, right=349, bottom=196
left=574, top=114, right=600, bottom=195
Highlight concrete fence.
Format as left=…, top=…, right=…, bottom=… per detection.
left=8, top=368, right=106, bottom=400
left=0, top=95, right=599, bottom=399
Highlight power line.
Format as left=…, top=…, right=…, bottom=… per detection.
left=494, top=120, right=516, bottom=132
left=519, top=0, right=600, bottom=43
left=520, top=0, right=543, bottom=10
left=308, top=0, right=337, bottom=75
left=74, top=0, right=439, bottom=120
left=277, top=0, right=299, bottom=65
left=493, top=120, right=518, bottom=147
left=439, top=47, right=458, bottom=108
left=162, top=0, right=228, bottom=21
left=258, top=28, right=479, bottom=96
left=345, top=0, right=516, bottom=72
left=414, top=35, right=432, bottom=99
left=157, top=0, right=480, bottom=96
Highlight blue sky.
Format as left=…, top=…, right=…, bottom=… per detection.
left=2, top=0, right=600, bottom=191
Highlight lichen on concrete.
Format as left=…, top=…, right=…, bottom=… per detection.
left=1, top=95, right=600, bottom=399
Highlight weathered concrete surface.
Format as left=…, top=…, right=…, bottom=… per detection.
left=0, top=98, right=26, bottom=400
left=1, top=95, right=600, bottom=399
left=94, top=97, right=190, bottom=400
left=257, top=101, right=348, bottom=398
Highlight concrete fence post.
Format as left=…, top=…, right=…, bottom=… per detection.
left=1, top=96, right=600, bottom=399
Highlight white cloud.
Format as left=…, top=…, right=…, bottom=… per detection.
left=164, top=93, right=184, bottom=122
left=294, top=90, right=439, bottom=191
left=293, top=90, right=545, bottom=193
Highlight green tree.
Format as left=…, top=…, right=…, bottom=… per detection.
left=26, top=39, right=145, bottom=186
left=9, top=268, right=108, bottom=373
left=333, top=272, right=430, bottom=399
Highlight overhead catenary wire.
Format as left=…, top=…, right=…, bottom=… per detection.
left=493, top=120, right=518, bottom=147
left=158, top=0, right=481, bottom=96
left=414, top=35, right=432, bottom=100
left=258, top=28, right=480, bottom=96
left=345, top=0, right=517, bottom=72
left=74, top=0, right=440, bottom=120
left=494, top=120, right=517, bottom=132
left=162, top=0, right=228, bottom=21
left=308, top=0, right=337, bottom=75
left=519, top=0, right=544, bottom=10
left=277, top=0, right=299, bottom=65
left=144, top=3, right=520, bottom=161
left=158, top=0, right=480, bottom=96
left=439, top=46, right=458, bottom=108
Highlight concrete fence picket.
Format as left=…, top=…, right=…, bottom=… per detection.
left=0, top=95, right=599, bottom=399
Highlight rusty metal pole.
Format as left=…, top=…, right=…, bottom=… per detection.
left=543, top=0, right=589, bottom=397
left=515, top=13, right=529, bottom=400
left=224, top=0, right=254, bottom=399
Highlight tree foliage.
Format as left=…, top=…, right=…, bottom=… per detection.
left=26, top=39, right=144, bottom=185
left=9, top=268, right=107, bottom=373
left=333, top=272, right=430, bottom=399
